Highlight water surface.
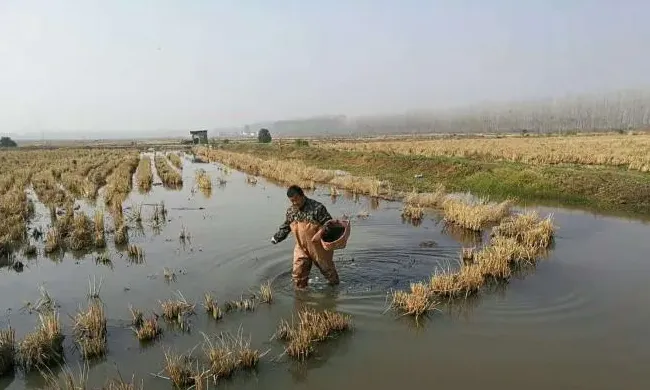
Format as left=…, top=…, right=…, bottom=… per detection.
left=1, top=155, right=649, bottom=389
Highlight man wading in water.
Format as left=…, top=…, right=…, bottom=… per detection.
left=271, top=185, right=340, bottom=289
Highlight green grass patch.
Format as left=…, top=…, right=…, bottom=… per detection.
left=220, top=143, right=650, bottom=216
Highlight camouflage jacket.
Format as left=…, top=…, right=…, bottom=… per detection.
left=273, top=197, right=332, bottom=243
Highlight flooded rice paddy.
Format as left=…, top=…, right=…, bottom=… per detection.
left=1, top=154, right=650, bottom=389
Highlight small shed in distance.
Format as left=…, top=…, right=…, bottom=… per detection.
left=189, top=130, right=208, bottom=144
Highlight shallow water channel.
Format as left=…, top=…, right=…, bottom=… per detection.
left=1, top=155, right=650, bottom=389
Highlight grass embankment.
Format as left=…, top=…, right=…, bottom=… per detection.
left=203, top=142, right=650, bottom=215
left=316, top=133, right=650, bottom=172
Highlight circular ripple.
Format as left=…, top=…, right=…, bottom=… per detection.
left=484, top=289, right=591, bottom=322
left=472, top=271, right=603, bottom=328
left=268, top=245, right=461, bottom=300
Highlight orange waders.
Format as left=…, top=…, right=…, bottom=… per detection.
left=290, top=220, right=339, bottom=288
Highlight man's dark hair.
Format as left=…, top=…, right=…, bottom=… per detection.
left=287, top=185, right=304, bottom=197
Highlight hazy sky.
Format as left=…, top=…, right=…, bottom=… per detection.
left=1, top=0, right=650, bottom=136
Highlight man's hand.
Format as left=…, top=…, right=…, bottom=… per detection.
left=271, top=236, right=278, bottom=245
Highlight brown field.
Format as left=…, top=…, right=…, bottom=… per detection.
left=0, top=148, right=145, bottom=256
left=314, top=133, right=650, bottom=172
left=167, top=152, right=183, bottom=170
left=135, top=156, right=153, bottom=193
left=154, top=154, right=183, bottom=188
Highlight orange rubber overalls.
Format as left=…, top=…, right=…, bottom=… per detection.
left=273, top=197, right=340, bottom=289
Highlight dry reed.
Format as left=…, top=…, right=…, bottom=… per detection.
left=275, top=308, right=352, bottom=361
left=491, top=211, right=556, bottom=250
left=44, top=228, right=61, bottom=254
left=429, top=263, right=485, bottom=298
left=179, top=225, right=190, bottom=243
left=134, top=316, right=162, bottom=341
left=203, top=293, right=223, bottom=320
left=39, top=363, right=89, bottom=390
left=68, top=213, right=94, bottom=251
left=114, top=218, right=128, bottom=246
left=104, top=375, right=144, bottom=390
left=245, top=175, right=258, bottom=185
left=18, top=311, right=64, bottom=371
left=163, top=349, right=195, bottom=388
left=461, top=247, right=476, bottom=264
left=202, top=328, right=261, bottom=381
left=202, top=333, right=238, bottom=380
left=316, top=134, right=650, bottom=172
left=0, top=327, right=15, bottom=377
left=389, top=282, right=438, bottom=319
left=389, top=209, right=557, bottom=318
left=224, top=296, right=256, bottom=312
left=73, top=300, right=107, bottom=359
left=196, top=147, right=390, bottom=198
left=127, top=245, right=144, bottom=262
left=163, top=267, right=176, bottom=283
left=130, top=305, right=162, bottom=342
left=195, top=169, right=212, bottom=191
left=154, top=156, right=183, bottom=188
left=403, top=184, right=447, bottom=208
left=259, top=281, right=273, bottom=304
left=168, top=152, right=183, bottom=170
left=104, top=154, right=139, bottom=208
left=135, top=155, right=153, bottom=193
left=442, top=197, right=512, bottom=231
left=93, top=209, right=105, bottom=248
left=86, top=276, right=103, bottom=299
left=401, top=204, right=424, bottom=223
left=160, top=292, right=195, bottom=327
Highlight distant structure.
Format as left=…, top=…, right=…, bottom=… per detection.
left=189, top=130, right=208, bottom=144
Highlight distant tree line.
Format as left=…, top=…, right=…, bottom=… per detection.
left=245, top=89, right=650, bottom=137
left=353, top=91, right=650, bottom=135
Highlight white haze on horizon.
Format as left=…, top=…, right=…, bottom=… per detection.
left=1, top=0, right=650, bottom=139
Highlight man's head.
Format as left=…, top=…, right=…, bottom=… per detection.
left=287, top=185, right=306, bottom=209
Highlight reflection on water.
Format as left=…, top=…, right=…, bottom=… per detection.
left=0, top=155, right=649, bottom=389
left=441, top=222, right=483, bottom=246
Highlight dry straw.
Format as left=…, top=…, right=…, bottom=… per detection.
left=274, top=307, right=352, bottom=361
left=73, top=300, right=107, bottom=359
left=135, top=155, right=153, bottom=193
left=316, top=134, right=650, bottom=172
left=0, top=327, right=15, bottom=377
left=18, top=311, right=64, bottom=371
left=390, top=210, right=556, bottom=319
left=155, top=156, right=183, bottom=187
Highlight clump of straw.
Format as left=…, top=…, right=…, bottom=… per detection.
left=0, top=327, right=16, bottom=376
left=73, top=300, right=107, bottom=359
left=18, top=311, right=64, bottom=371
left=274, top=308, right=352, bottom=361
